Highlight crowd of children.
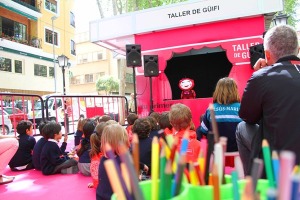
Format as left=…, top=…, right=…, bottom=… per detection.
left=0, top=77, right=243, bottom=200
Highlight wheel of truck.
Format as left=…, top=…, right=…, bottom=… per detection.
left=0, top=126, right=9, bottom=135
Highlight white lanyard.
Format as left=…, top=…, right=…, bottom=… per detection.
left=294, top=64, right=300, bottom=74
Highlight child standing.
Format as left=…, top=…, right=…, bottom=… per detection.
left=96, top=124, right=129, bottom=200
left=9, top=120, right=36, bottom=171
left=40, top=121, right=78, bottom=175
left=77, top=119, right=95, bottom=176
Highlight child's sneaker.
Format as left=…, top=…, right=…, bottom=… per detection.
left=61, top=165, right=79, bottom=174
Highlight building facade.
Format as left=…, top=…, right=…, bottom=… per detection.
left=0, top=0, right=75, bottom=96
left=70, top=31, right=134, bottom=96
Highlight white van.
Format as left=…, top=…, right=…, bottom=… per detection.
left=0, top=109, right=13, bottom=134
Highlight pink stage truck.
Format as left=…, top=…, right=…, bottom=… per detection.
left=90, top=0, right=283, bottom=127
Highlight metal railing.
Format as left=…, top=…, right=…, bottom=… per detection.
left=12, top=0, right=40, bottom=12
left=1, top=27, right=42, bottom=49
left=0, top=93, right=128, bottom=135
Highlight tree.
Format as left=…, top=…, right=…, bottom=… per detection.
left=283, top=0, right=299, bottom=27
left=96, top=76, right=119, bottom=95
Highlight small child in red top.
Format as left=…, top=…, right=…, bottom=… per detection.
left=126, top=113, right=138, bottom=143
left=158, top=111, right=174, bottom=136
left=88, top=122, right=108, bottom=188
left=169, top=103, right=200, bottom=162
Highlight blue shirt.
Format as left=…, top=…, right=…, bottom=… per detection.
left=200, top=102, right=242, bottom=152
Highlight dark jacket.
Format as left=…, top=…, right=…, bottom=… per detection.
left=239, top=55, right=300, bottom=163
left=9, top=134, right=36, bottom=168
left=40, top=141, right=69, bottom=175
left=96, top=156, right=122, bottom=200
left=33, top=137, right=67, bottom=170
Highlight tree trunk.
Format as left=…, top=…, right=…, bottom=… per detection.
left=118, top=59, right=126, bottom=124
left=95, top=0, right=104, bottom=18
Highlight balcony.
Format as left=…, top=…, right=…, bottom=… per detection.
left=0, top=0, right=42, bottom=21
left=11, top=0, right=40, bottom=12
left=0, top=32, right=42, bottom=49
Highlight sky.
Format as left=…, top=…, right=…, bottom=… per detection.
left=74, top=0, right=100, bottom=32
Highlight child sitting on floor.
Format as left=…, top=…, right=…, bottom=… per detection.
left=169, top=103, right=201, bottom=162
left=32, top=121, right=48, bottom=170
left=9, top=120, right=36, bottom=171
left=158, top=111, right=173, bottom=136
left=74, top=115, right=86, bottom=147
left=126, top=113, right=138, bottom=143
left=96, top=124, right=130, bottom=200
left=33, top=121, right=69, bottom=170
left=77, top=119, right=95, bottom=176
left=88, top=122, right=108, bottom=188
left=40, top=121, right=78, bottom=175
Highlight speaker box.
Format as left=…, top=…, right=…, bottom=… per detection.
left=126, top=44, right=142, bottom=67
left=144, top=55, right=159, bottom=77
left=249, top=44, right=265, bottom=69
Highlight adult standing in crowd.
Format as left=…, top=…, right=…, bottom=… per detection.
left=236, top=25, right=300, bottom=175
left=128, top=93, right=135, bottom=113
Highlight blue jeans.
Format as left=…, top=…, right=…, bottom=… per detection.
left=235, top=121, right=260, bottom=175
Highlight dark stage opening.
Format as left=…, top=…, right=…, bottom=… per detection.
left=165, top=47, right=232, bottom=100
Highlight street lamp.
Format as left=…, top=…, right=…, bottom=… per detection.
left=57, top=54, right=69, bottom=134
left=51, top=16, right=58, bottom=92
left=273, top=12, right=289, bottom=26
left=57, top=54, right=69, bottom=95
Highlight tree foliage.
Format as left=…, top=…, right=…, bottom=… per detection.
left=283, top=0, right=299, bottom=27
left=96, top=76, right=119, bottom=95
left=96, top=0, right=188, bottom=17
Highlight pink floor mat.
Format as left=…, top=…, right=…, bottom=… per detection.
left=0, top=167, right=96, bottom=200
left=0, top=135, right=95, bottom=200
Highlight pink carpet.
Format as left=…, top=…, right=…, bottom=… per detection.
left=0, top=167, right=96, bottom=200
left=0, top=135, right=95, bottom=200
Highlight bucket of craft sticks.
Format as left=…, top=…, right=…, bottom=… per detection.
left=111, top=179, right=188, bottom=200
left=184, top=179, right=269, bottom=200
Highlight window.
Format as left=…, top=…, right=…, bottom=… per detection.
left=93, top=52, right=103, bottom=61
left=125, top=73, right=133, bottom=83
left=85, top=74, right=93, bottom=83
left=49, top=67, right=54, bottom=77
left=1, top=17, right=27, bottom=41
left=82, top=54, right=88, bottom=63
left=100, top=72, right=105, bottom=76
left=34, top=64, right=47, bottom=77
left=0, top=57, right=12, bottom=72
left=45, top=28, right=58, bottom=45
left=70, top=12, right=75, bottom=27
left=15, top=60, right=22, bottom=74
left=45, top=0, right=57, bottom=13
left=71, top=76, right=81, bottom=84
left=71, top=40, right=76, bottom=55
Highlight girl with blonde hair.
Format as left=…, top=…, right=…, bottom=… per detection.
left=96, top=124, right=129, bottom=200
left=199, top=77, right=242, bottom=152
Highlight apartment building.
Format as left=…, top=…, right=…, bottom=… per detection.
left=0, top=0, right=75, bottom=96
left=70, top=31, right=134, bottom=96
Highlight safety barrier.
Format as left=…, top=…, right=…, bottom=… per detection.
left=0, top=93, right=43, bottom=135
left=0, top=93, right=128, bottom=135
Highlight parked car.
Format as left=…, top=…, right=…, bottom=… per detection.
left=0, top=110, right=12, bottom=134
left=2, top=107, right=28, bottom=128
